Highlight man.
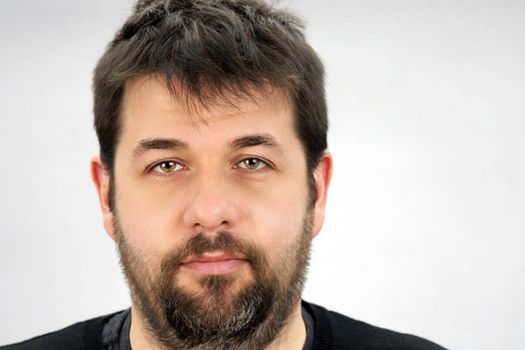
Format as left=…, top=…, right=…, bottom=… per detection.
left=1, top=0, right=446, bottom=349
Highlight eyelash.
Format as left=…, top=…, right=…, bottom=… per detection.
left=148, top=157, right=272, bottom=176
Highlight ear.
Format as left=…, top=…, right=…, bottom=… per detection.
left=90, top=155, right=116, bottom=241
left=311, top=151, right=333, bottom=238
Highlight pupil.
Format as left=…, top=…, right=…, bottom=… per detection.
left=161, top=161, right=174, bottom=171
left=246, top=159, right=258, bottom=168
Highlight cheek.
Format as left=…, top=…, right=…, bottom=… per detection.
left=114, top=178, right=183, bottom=259
left=249, top=185, right=309, bottom=258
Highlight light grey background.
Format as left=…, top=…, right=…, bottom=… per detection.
left=1, top=0, right=524, bottom=349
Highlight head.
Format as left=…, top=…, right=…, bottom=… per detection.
left=91, top=1, right=331, bottom=349
left=93, top=0, right=327, bottom=188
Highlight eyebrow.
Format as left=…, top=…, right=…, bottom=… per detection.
left=133, top=134, right=282, bottom=158
left=231, top=134, right=283, bottom=152
left=133, top=138, right=187, bottom=158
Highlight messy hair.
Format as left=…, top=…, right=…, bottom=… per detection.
left=93, top=0, right=327, bottom=177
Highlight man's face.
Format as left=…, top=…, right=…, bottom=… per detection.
left=92, top=75, right=331, bottom=348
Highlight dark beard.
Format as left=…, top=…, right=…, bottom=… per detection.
left=114, top=214, right=312, bottom=350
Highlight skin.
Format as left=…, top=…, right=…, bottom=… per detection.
left=91, top=75, right=332, bottom=349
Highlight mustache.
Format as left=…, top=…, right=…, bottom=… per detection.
left=160, top=231, right=265, bottom=274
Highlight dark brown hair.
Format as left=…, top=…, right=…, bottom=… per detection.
left=93, top=0, right=327, bottom=176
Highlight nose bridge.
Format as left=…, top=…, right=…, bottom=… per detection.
left=182, top=165, right=237, bottom=231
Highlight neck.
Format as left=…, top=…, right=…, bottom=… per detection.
left=264, top=302, right=307, bottom=350
left=129, top=301, right=307, bottom=350
left=129, top=305, right=165, bottom=350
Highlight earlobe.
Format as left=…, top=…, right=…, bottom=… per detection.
left=90, top=156, right=116, bottom=240
left=311, top=152, right=333, bottom=238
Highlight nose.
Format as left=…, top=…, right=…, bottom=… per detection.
left=182, top=171, right=239, bottom=233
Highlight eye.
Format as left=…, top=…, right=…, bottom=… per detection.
left=236, top=158, right=268, bottom=170
left=151, top=160, right=185, bottom=174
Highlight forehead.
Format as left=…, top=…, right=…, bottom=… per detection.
left=121, top=75, right=293, bottom=129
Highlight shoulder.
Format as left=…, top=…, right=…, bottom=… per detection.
left=303, top=301, right=447, bottom=350
left=0, top=310, right=127, bottom=350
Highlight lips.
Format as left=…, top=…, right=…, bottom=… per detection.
left=181, top=253, right=248, bottom=275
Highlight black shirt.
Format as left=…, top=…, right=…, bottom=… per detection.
left=0, top=301, right=447, bottom=350
left=100, top=305, right=315, bottom=349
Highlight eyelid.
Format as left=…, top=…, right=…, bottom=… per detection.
left=234, top=156, right=274, bottom=171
